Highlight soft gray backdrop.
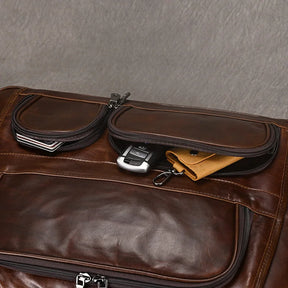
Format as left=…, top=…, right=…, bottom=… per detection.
left=0, top=0, right=287, bottom=118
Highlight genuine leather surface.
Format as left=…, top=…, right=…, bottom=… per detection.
left=15, top=96, right=104, bottom=133
left=0, top=86, right=288, bottom=287
left=0, top=174, right=238, bottom=281
left=110, top=106, right=273, bottom=151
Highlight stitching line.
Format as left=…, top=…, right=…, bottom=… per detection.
left=0, top=152, right=117, bottom=165
left=0, top=87, right=27, bottom=131
left=253, top=129, right=288, bottom=287
left=0, top=153, right=277, bottom=198
left=0, top=170, right=277, bottom=219
left=206, top=177, right=280, bottom=198
left=20, top=91, right=108, bottom=105
left=0, top=233, right=238, bottom=285
left=111, top=107, right=272, bottom=150
left=20, top=91, right=287, bottom=129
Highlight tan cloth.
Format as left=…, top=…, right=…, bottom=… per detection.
left=166, top=148, right=243, bottom=181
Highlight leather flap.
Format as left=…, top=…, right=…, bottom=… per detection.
left=108, top=105, right=279, bottom=158
left=13, top=95, right=107, bottom=134
left=0, top=173, right=249, bottom=286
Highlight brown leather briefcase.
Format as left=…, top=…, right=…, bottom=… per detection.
left=0, top=86, right=287, bottom=288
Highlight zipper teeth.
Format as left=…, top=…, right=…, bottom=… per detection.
left=12, top=95, right=110, bottom=140
left=108, top=109, right=278, bottom=158
left=109, top=128, right=275, bottom=158
left=0, top=206, right=251, bottom=288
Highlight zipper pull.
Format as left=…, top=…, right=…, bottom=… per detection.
left=153, top=168, right=184, bottom=186
left=76, top=273, right=108, bottom=288
left=76, top=273, right=92, bottom=288
left=92, top=275, right=109, bottom=288
left=118, top=92, right=131, bottom=106
left=108, top=92, right=131, bottom=109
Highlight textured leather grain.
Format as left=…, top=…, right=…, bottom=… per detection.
left=0, top=86, right=287, bottom=287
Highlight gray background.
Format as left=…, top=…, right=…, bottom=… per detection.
left=0, top=0, right=287, bottom=118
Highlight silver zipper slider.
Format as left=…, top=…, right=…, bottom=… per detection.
left=92, top=275, right=109, bottom=288
left=76, top=273, right=109, bottom=288
left=108, top=92, right=131, bottom=109
left=118, top=92, right=131, bottom=106
left=76, top=273, right=92, bottom=288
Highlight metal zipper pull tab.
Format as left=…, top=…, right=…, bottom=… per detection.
left=108, top=92, right=131, bottom=109
left=108, top=93, right=121, bottom=109
left=76, top=273, right=109, bottom=288
left=118, top=92, right=131, bottom=106
left=92, top=275, right=109, bottom=288
left=76, top=273, right=92, bottom=288
left=153, top=168, right=184, bottom=186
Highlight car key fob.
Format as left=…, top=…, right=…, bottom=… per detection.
left=117, top=145, right=162, bottom=173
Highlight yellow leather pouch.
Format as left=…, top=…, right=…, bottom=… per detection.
left=166, top=148, right=243, bottom=181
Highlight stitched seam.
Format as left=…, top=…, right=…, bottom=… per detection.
left=111, top=108, right=272, bottom=150
left=0, top=153, right=277, bottom=197
left=113, top=127, right=271, bottom=150
left=0, top=153, right=277, bottom=198
left=0, top=153, right=278, bottom=216
left=166, top=186, right=276, bottom=219
left=0, top=171, right=277, bottom=219
left=0, top=86, right=26, bottom=92
left=207, top=177, right=280, bottom=198
left=20, top=91, right=108, bottom=105
left=253, top=129, right=288, bottom=287
left=0, top=88, right=27, bottom=131
left=120, top=104, right=280, bottom=126
left=17, top=96, right=103, bottom=134
left=20, top=90, right=288, bottom=129
left=0, top=241, right=238, bottom=284
left=0, top=152, right=117, bottom=165
left=256, top=137, right=288, bottom=287
left=20, top=91, right=285, bottom=128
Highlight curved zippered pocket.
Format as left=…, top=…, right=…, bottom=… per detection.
left=11, top=93, right=130, bottom=152
left=108, top=105, right=280, bottom=176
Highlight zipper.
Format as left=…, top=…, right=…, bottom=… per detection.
left=76, top=273, right=108, bottom=288
left=108, top=107, right=279, bottom=158
left=0, top=206, right=251, bottom=288
left=11, top=93, right=131, bottom=151
left=12, top=93, right=131, bottom=141
left=108, top=92, right=131, bottom=110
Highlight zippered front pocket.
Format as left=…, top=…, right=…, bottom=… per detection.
left=108, top=105, right=280, bottom=177
left=11, top=93, right=130, bottom=152
left=0, top=173, right=251, bottom=288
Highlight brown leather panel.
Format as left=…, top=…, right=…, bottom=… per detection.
left=0, top=95, right=284, bottom=207
left=0, top=173, right=237, bottom=281
left=20, top=88, right=108, bottom=104
left=0, top=87, right=288, bottom=287
left=0, top=266, right=73, bottom=288
left=1, top=116, right=286, bottom=217
left=0, top=90, right=284, bottom=217
left=0, top=104, right=118, bottom=163
left=111, top=106, right=271, bottom=150
left=229, top=214, right=274, bottom=287
left=20, top=88, right=288, bottom=128
left=0, top=218, right=274, bottom=288
left=264, top=201, right=288, bottom=288
left=16, top=96, right=104, bottom=133
left=0, top=87, right=24, bottom=131
left=252, top=129, right=288, bottom=288
left=0, top=155, right=279, bottom=218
